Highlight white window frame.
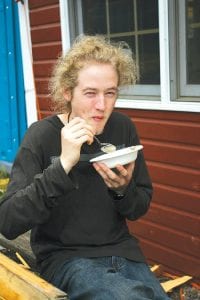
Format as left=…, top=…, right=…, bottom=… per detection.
left=59, top=0, right=71, bottom=53
left=60, top=0, right=200, bottom=113
left=179, top=0, right=200, bottom=97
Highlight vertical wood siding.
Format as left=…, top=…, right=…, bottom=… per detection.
left=28, top=3, right=200, bottom=279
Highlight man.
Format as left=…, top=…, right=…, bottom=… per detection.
left=0, top=35, right=169, bottom=299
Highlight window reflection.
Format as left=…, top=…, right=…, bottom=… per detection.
left=139, top=33, right=160, bottom=84
left=137, top=0, right=158, bottom=30
left=186, top=0, right=200, bottom=84
left=109, top=0, right=134, bottom=33
left=82, top=0, right=107, bottom=34
left=81, top=0, right=159, bottom=85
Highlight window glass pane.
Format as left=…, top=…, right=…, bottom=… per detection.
left=186, top=0, right=200, bottom=84
left=79, top=0, right=160, bottom=89
left=137, top=0, right=158, bottom=30
left=82, top=0, right=107, bottom=34
left=111, top=36, right=135, bottom=52
left=109, top=0, right=134, bottom=33
left=138, top=33, right=160, bottom=84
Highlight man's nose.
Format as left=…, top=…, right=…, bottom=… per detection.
left=95, top=94, right=105, bottom=110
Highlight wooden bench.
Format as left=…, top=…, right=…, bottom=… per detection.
left=0, top=252, right=68, bottom=299
left=0, top=232, right=68, bottom=299
left=0, top=232, right=35, bottom=267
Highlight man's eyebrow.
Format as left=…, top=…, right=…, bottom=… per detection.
left=82, top=87, right=97, bottom=92
left=83, top=87, right=118, bottom=92
left=106, top=87, right=118, bottom=91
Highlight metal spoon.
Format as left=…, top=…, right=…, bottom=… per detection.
left=93, top=136, right=116, bottom=153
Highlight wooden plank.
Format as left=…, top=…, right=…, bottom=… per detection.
left=0, top=232, right=35, bottom=264
left=153, top=183, right=200, bottom=214
left=29, top=0, right=59, bottom=10
left=35, top=79, right=49, bottom=94
left=161, top=276, right=192, bottom=293
left=0, top=253, right=67, bottom=300
left=31, top=25, right=61, bottom=43
left=33, top=61, right=55, bottom=77
left=37, top=96, right=51, bottom=111
left=141, top=203, right=199, bottom=235
left=134, top=118, right=200, bottom=146
left=32, top=43, right=62, bottom=60
left=117, top=108, right=200, bottom=123
left=40, top=111, right=53, bottom=118
left=129, top=219, right=200, bottom=257
left=30, top=6, right=60, bottom=26
left=139, top=239, right=200, bottom=279
left=148, top=162, right=200, bottom=192
left=143, top=141, right=200, bottom=169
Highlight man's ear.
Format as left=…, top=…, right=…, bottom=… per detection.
left=64, top=90, right=72, bottom=102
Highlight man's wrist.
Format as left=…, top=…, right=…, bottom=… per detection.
left=108, top=189, right=125, bottom=200
left=59, top=157, right=72, bottom=174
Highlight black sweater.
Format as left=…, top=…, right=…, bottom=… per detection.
left=0, top=112, right=153, bottom=281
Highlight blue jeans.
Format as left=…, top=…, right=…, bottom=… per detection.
left=50, top=256, right=170, bottom=300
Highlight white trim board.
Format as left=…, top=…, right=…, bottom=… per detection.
left=17, top=1, right=38, bottom=126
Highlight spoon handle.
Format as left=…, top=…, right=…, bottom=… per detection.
left=93, top=136, right=102, bottom=146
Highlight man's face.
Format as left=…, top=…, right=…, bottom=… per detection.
left=65, top=63, right=119, bottom=135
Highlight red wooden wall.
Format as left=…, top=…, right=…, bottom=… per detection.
left=28, top=0, right=200, bottom=279
left=29, top=0, right=61, bottom=118
left=121, top=109, right=200, bottom=279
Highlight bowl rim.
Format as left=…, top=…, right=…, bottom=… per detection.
left=90, top=145, right=143, bottom=163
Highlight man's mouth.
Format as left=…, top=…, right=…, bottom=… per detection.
left=92, top=116, right=104, bottom=122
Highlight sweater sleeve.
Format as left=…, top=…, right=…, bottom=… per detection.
left=109, top=115, right=153, bottom=220
left=0, top=146, right=76, bottom=240
left=112, top=150, right=153, bottom=220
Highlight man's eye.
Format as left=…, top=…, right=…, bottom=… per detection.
left=106, top=92, right=116, bottom=97
left=86, top=92, right=95, bottom=96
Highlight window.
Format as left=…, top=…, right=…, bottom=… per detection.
left=61, top=0, right=200, bottom=112
left=72, top=0, right=160, bottom=97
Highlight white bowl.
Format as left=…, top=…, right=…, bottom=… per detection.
left=90, top=145, right=143, bottom=168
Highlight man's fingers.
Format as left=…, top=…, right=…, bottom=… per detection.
left=93, top=161, right=135, bottom=191
left=114, top=165, right=128, bottom=177
left=93, top=163, right=125, bottom=184
left=63, top=117, right=95, bottom=146
left=68, top=117, right=95, bottom=135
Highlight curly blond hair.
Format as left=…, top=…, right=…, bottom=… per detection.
left=49, top=35, right=137, bottom=113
